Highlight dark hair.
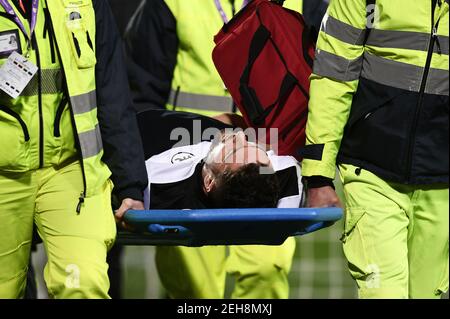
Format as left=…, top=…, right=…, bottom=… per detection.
left=209, top=163, right=280, bottom=208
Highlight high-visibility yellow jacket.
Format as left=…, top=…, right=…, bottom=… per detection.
left=0, top=0, right=147, bottom=202
left=302, top=0, right=449, bottom=184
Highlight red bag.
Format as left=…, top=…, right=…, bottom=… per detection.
left=212, top=0, right=315, bottom=158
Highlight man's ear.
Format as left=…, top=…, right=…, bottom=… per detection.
left=203, top=172, right=216, bottom=194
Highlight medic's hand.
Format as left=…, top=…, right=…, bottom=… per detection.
left=306, top=186, right=342, bottom=208
left=114, top=198, right=144, bottom=231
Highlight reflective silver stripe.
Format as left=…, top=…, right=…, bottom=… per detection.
left=437, top=35, right=449, bottom=55
left=168, top=90, right=233, bottom=112
left=313, top=49, right=364, bottom=82
left=71, top=90, right=97, bottom=115
left=22, top=69, right=63, bottom=96
left=324, top=14, right=450, bottom=55
left=78, top=124, right=103, bottom=159
left=366, top=29, right=449, bottom=55
left=361, top=53, right=449, bottom=96
left=426, top=67, right=450, bottom=96
left=322, top=15, right=366, bottom=45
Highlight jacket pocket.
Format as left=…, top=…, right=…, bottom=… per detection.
left=54, top=96, right=68, bottom=137
left=346, top=79, right=402, bottom=131
left=53, top=97, right=78, bottom=166
left=65, top=17, right=96, bottom=69
left=0, top=105, right=30, bottom=171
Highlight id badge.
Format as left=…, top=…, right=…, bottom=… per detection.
left=0, top=30, right=21, bottom=58
left=0, top=51, right=38, bottom=98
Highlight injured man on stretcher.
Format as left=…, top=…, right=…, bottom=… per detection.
left=116, top=109, right=303, bottom=299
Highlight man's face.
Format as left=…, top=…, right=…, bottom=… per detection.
left=205, top=130, right=271, bottom=173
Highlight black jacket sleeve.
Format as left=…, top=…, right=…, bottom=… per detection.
left=93, top=0, right=148, bottom=203
left=303, top=0, right=330, bottom=41
left=105, top=0, right=142, bottom=36
left=123, top=0, right=178, bottom=112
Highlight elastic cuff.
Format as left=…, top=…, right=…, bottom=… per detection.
left=302, top=176, right=335, bottom=189
left=301, top=158, right=337, bottom=180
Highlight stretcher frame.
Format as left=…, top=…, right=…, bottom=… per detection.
left=117, top=207, right=342, bottom=246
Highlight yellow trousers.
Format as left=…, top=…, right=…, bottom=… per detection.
left=155, top=237, right=296, bottom=299
left=0, top=161, right=116, bottom=298
left=340, top=164, right=449, bottom=298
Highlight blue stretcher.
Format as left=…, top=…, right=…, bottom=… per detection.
left=117, top=207, right=343, bottom=247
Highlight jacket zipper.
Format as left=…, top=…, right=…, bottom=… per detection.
left=42, top=8, right=56, bottom=64
left=43, top=6, right=68, bottom=139
left=405, top=0, right=441, bottom=182
left=44, top=0, right=87, bottom=213
left=0, top=105, right=30, bottom=141
left=53, top=95, right=67, bottom=137
left=30, top=34, right=44, bottom=168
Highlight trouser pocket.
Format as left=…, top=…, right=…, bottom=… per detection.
left=341, top=207, right=372, bottom=284
left=341, top=207, right=366, bottom=244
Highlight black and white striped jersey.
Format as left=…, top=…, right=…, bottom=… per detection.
left=144, top=141, right=303, bottom=210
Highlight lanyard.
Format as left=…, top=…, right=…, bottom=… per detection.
left=0, top=0, right=39, bottom=51
left=214, top=0, right=249, bottom=24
